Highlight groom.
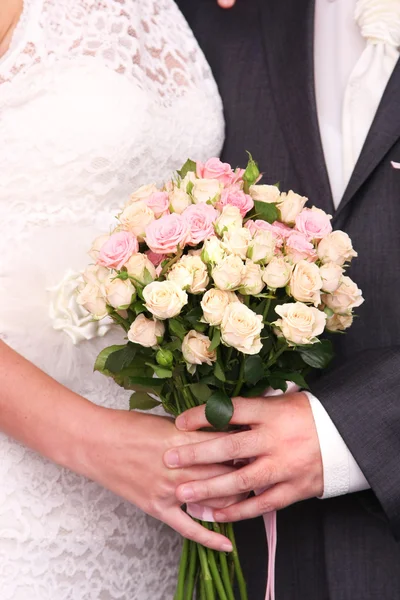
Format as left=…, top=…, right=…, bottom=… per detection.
left=171, top=0, right=400, bottom=598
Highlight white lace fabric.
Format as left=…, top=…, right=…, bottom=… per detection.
left=0, top=1, right=224, bottom=598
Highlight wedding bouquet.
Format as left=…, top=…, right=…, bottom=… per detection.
left=79, top=155, right=363, bottom=600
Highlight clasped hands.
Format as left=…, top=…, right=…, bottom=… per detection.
left=164, top=392, right=324, bottom=523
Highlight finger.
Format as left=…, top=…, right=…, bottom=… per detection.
left=180, top=462, right=237, bottom=484
left=213, top=484, right=295, bottom=522
left=165, top=430, right=263, bottom=468
left=165, top=508, right=232, bottom=551
left=201, top=494, right=246, bottom=509
left=176, top=397, right=266, bottom=431
left=176, top=460, right=280, bottom=503
left=218, top=0, right=236, bottom=7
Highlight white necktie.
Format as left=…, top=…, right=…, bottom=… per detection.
left=342, top=0, right=400, bottom=184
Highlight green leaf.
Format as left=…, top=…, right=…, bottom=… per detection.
left=185, top=306, right=203, bottom=325
left=177, top=158, right=197, bottom=179
left=208, top=329, right=221, bottom=352
left=205, top=391, right=234, bottom=429
left=243, top=152, right=260, bottom=193
left=241, top=378, right=271, bottom=397
left=254, top=200, right=279, bottom=224
left=244, top=355, right=265, bottom=385
left=186, top=180, right=194, bottom=195
left=129, top=392, right=161, bottom=411
left=103, top=344, right=137, bottom=374
left=168, top=319, right=187, bottom=341
left=94, top=345, right=127, bottom=374
left=164, top=338, right=183, bottom=352
left=188, top=383, right=213, bottom=403
left=193, top=322, right=208, bottom=333
left=144, top=363, right=173, bottom=379
left=127, top=376, right=165, bottom=387
left=268, top=376, right=288, bottom=393
left=270, top=371, right=309, bottom=390
left=214, top=361, right=226, bottom=382
left=299, top=339, right=334, bottom=369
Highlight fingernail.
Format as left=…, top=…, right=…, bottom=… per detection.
left=214, top=512, right=228, bottom=522
left=180, top=486, right=194, bottom=502
left=165, top=450, right=180, bottom=467
left=222, top=543, right=233, bottom=552
left=175, top=415, right=186, bottom=430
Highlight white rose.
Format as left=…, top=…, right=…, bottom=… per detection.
left=319, top=262, right=343, bottom=293
left=249, top=184, right=281, bottom=203
left=143, top=280, right=188, bottom=319
left=105, top=277, right=136, bottom=309
left=221, top=303, right=263, bottom=355
left=317, top=231, right=358, bottom=266
left=212, top=254, right=245, bottom=290
left=180, top=255, right=209, bottom=294
left=77, top=283, right=108, bottom=319
left=326, top=313, right=353, bottom=332
left=169, top=187, right=192, bottom=214
left=201, top=289, right=239, bottom=326
left=322, top=276, right=364, bottom=314
left=239, top=260, right=265, bottom=295
left=277, top=190, right=308, bottom=224
left=125, top=253, right=156, bottom=285
left=127, top=313, right=165, bottom=347
left=128, top=183, right=158, bottom=205
left=89, top=234, right=110, bottom=261
left=215, top=206, right=243, bottom=236
left=119, top=201, right=155, bottom=241
left=202, top=236, right=226, bottom=264
left=289, top=260, right=323, bottom=306
left=274, top=303, right=327, bottom=346
left=182, top=330, right=217, bottom=367
left=248, top=230, right=277, bottom=264
left=167, top=261, right=193, bottom=289
left=192, top=178, right=223, bottom=204
left=263, top=256, right=293, bottom=289
left=181, top=171, right=197, bottom=193
left=222, top=227, right=252, bottom=259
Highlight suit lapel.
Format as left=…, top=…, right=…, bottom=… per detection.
left=335, top=58, right=400, bottom=219
left=257, top=0, right=334, bottom=215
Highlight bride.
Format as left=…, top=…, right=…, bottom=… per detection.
left=0, top=0, right=234, bottom=597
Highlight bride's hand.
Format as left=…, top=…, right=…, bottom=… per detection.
left=74, top=408, right=235, bottom=551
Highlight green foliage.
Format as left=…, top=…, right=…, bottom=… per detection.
left=188, top=383, right=213, bottom=404
left=244, top=355, right=265, bottom=385
left=95, top=344, right=137, bottom=375
left=299, top=339, right=334, bottom=369
left=129, top=392, right=161, bottom=410
left=208, top=329, right=221, bottom=352
left=205, top=391, right=234, bottom=429
left=253, top=200, right=279, bottom=224
left=243, top=152, right=260, bottom=193
left=177, top=158, right=197, bottom=179
left=169, top=319, right=187, bottom=340
left=94, top=345, right=127, bottom=374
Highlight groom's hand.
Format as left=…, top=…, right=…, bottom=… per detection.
left=217, top=0, right=236, bottom=8
left=164, top=393, right=324, bottom=521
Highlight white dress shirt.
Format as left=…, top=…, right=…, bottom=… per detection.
left=308, top=0, right=387, bottom=498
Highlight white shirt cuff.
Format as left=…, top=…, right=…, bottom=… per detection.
left=306, top=392, right=370, bottom=499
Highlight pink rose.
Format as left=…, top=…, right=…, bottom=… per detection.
left=146, top=192, right=170, bottom=218
left=145, top=213, right=191, bottom=255
left=285, top=231, right=317, bottom=263
left=295, top=207, right=332, bottom=241
left=146, top=250, right=167, bottom=267
left=97, top=231, right=139, bottom=270
left=182, top=203, right=219, bottom=246
left=196, top=158, right=242, bottom=186
left=217, top=187, right=254, bottom=217
left=245, top=219, right=288, bottom=248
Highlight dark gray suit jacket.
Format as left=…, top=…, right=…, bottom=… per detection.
left=177, top=0, right=400, bottom=598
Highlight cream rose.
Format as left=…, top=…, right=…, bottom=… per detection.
left=82, top=264, right=110, bottom=290
left=167, top=262, right=193, bottom=290
left=322, top=276, right=364, bottom=314
left=169, top=187, right=192, bottom=214
left=249, top=184, right=281, bottom=203
left=221, top=303, right=263, bottom=355
left=125, top=253, right=156, bottom=285
left=239, top=260, right=265, bottom=295
left=192, top=178, right=223, bottom=204
left=182, top=330, right=217, bottom=367
left=248, top=230, right=277, bottom=264
left=222, top=227, right=252, bottom=259
left=181, top=255, right=209, bottom=294
left=88, top=234, right=111, bottom=261
left=143, top=280, right=188, bottom=319
left=202, top=236, right=226, bottom=265
left=326, top=313, right=353, bottom=332
left=215, top=206, right=243, bottom=236
left=128, top=183, right=158, bottom=205
left=263, top=257, right=293, bottom=289
left=105, top=277, right=136, bottom=309
left=317, top=231, right=358, bottom=266
left=77, top=283, right=108, bottom=319
left=119, top=201, right=155, bottom=241
left=127, top=313, right=165, bottom=347
left=319, top=262, right=343, bottom=293
left=212, top=254, right=245, bottom=290
left=289, top=260, right=323, bottom=306
left=200, top=289, right=239, bottom=326
left=274, top=303, right=327, bottom=346
left=277, top=190, right=308, bottom=224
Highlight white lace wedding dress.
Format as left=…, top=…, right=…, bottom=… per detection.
left=0, top=1, right=224, bottom=598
